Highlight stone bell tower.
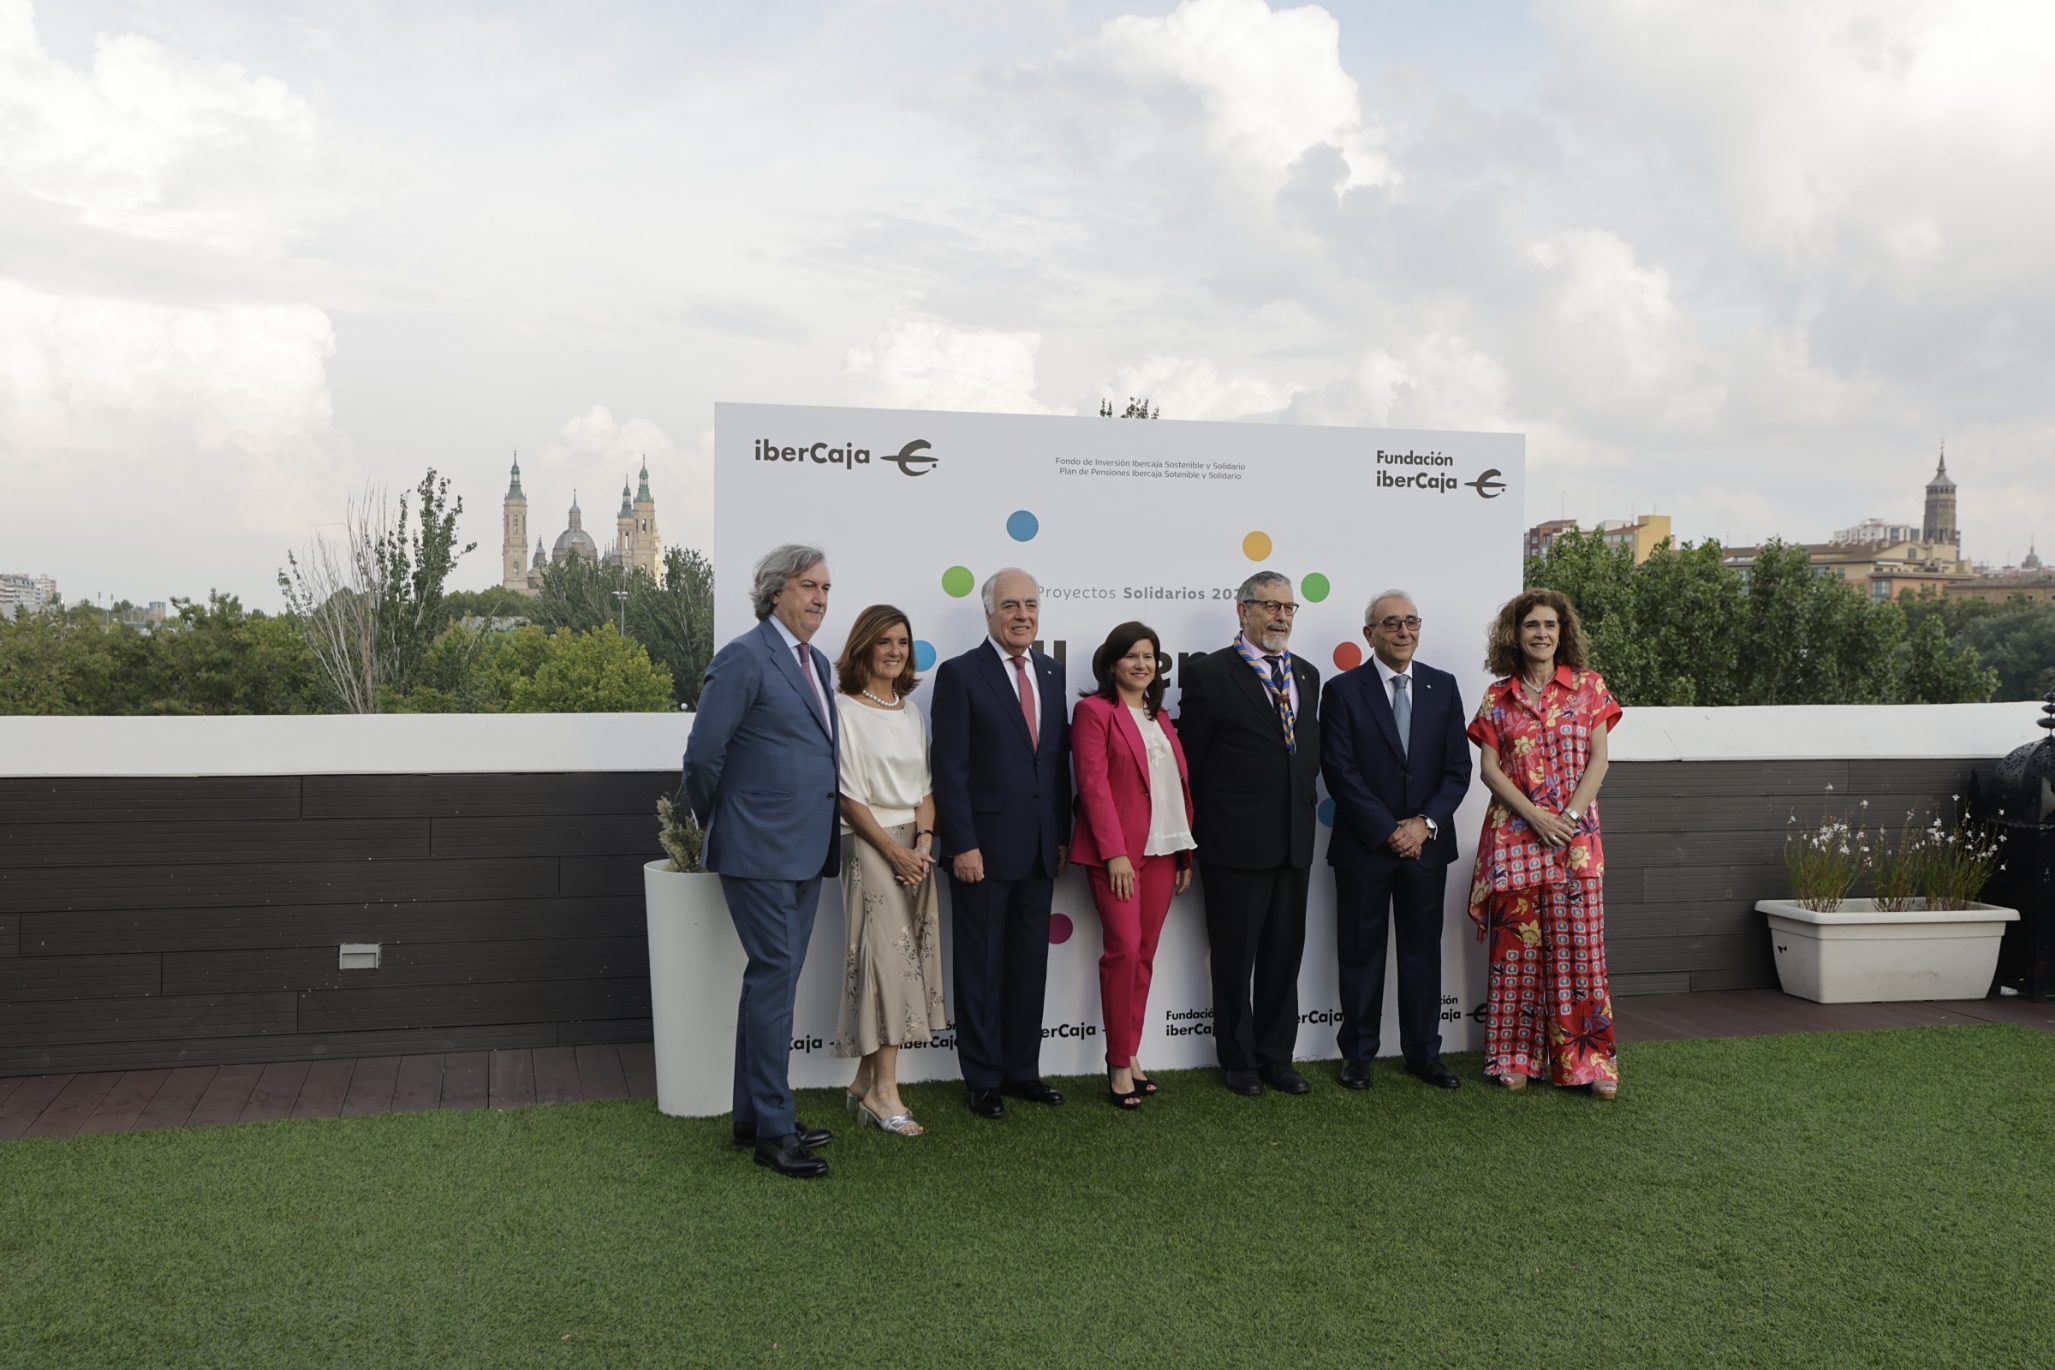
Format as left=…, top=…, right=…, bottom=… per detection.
left=501, top=455, right=536, bottom=596
left=1923, top=444, right=1959, bottom=548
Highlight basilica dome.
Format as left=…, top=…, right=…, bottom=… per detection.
left=551, top=494, right=600, bottom=564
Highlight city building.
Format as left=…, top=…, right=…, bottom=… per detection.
left=0, top=573, right=60, bottom=614
left=1948, top=540, right=2055, bottom=604
left=1523, top=514, right=1671, bottom=565
left=1724, top=451, right=1976, bottom=599
left=500, top=456, right=663, bottom=596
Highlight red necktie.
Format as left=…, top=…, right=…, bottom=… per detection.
left=1011, top=653, right=1039, bottom=751
left=796, top=644, right=828, bottom=728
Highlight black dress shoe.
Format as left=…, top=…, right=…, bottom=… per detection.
left=1223, top=1069, right=1264, bottom=1097
left=753, top=1134, right=829, bottom=1179
left=967, top=1088, right=1007, bottom=1119
left=1338, top=1060, right=1372, bottom=1090
left=1000, top=1080, right=1066, bottom=1106
left=1259, top=1064, right=1312, bottom=1094
left=1406, top=1060, right=1462, bottom=1090
left=733, top=1121, right=834, bottom=1148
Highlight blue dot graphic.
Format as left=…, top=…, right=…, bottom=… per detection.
left=1006, top=510, right=1040, bottom=541
left=1317, top=797, right=1336, bottom=828
left=914, top=640, right=937, bottom=671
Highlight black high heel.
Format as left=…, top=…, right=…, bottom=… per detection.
left=1131, top=1073, right=1160, bottom=1097
left=1107, top=1074, right=1142, bottom=1110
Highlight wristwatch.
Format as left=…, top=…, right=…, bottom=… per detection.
left=1421, top=817, right=1438, bottom=838
left=1563, top=807, right=1584, bottom=824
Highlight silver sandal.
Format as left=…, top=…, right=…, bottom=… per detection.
left=856, top=1101, right=923, bottom=1135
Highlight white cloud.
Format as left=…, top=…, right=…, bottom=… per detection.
left=526, top=405, right=713, bottom=561
left=0, top=0, right=328, bottom=251
left=1286, top=336, right=1515, bottom=434
left=843, top=314, right=1063, bottom=415
left=1086, top=0, right=1389, bottom=193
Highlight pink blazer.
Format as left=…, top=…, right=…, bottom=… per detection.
left=1069, top=693, right=1195, bottom=869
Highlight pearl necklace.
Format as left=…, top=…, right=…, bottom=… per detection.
left=860, top=689, right=904, bottom=709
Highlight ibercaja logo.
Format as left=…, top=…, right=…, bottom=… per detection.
left=753, top=438, right=938, bottom=476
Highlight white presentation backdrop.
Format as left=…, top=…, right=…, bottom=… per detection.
left=713, top=403, right=1524, bottom=1085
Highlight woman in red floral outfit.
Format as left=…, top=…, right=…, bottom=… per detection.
left=1465, top=588, right=1623, bottom=1099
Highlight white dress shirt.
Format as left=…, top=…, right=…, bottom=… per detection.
left=1132, top=706, right=1196, bottom=856
left=769, top=614, right=831, bottom=729
left=1370, top=652, right=1435, bottom=837
left=986, top=636, right=1042, bottom=722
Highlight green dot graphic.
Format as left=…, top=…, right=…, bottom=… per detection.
left=1301, top=572, right=1331, bottom=603
left=942, top=566, right=976, bottom=598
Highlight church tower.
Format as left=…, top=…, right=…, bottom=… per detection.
left=630, top=457, right=662, bottom=581
left=1923, top=445, right=1958, bottom=547
left=615, top=478, right=636, bottom=571
left=502, top=455, right=536, bottom=596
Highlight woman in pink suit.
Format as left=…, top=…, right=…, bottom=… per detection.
left=1071, top=621, right=1197, bottom=1109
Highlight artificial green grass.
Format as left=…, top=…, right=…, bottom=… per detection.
left=4, top=1026, right=2054, bottom=1368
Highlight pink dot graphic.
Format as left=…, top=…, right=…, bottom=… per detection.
left=1049, top=913, right=1074, bottom=944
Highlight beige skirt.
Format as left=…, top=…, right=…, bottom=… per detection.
left=831, top=823, right=949, bottom=1058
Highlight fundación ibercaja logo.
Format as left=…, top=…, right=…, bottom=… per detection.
left=1374, top=448, right=1506, bottom=498
left=752, top=437, right=938, bottom=476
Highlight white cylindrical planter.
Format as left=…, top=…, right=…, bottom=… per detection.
left=645, top=861, right=748, bottom=1117
left=1757, top=898, right=2020, bottom=1003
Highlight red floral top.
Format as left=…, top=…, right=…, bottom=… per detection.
left=1464, top=665, right=1623, bottom=925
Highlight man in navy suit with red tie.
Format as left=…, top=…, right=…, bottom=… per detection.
left=1319, top=590, right=1472, bottom=1091
left=930, top=567, right=1072, bottom=1119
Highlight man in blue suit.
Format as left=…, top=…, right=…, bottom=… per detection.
left=930, top=567, right=1072, bottom=1119
left=1319, top=590, right=1473, bottom=1091
left=683, top=544, right=841, bottom=1178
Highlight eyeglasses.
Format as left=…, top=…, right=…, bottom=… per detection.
left=1376, top=616, right=1423, bottom=632
left=1244, top=599, right=1299, bottom=617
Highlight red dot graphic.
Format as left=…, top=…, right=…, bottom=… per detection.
left=1333, top=641, right=1363, bottom=671
left=1049, top=913, right=1074, bottom=945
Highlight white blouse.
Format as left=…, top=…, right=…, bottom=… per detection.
left=1131, top=706, right=1196, bottom=856
left=836, top=695, right=932, bottom=832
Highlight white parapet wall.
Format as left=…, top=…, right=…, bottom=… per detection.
left=0, top=700, right=2041, bottom=776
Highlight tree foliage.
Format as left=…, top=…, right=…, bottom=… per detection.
left=385, top=622, right=673, bottom=714
left=1524, top=533, right=1997, bottom=706
left=529, top=546, right=715, bottom=706
left=0, top=595, right=322, bottom=715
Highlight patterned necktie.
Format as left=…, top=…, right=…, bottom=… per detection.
left=796, top=644, right=828, bottom=729
left=1011, top=653, right=1039, bottom=751
left=1391, top=673, right=1411, bottom=759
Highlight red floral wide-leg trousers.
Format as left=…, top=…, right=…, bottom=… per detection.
left=1483, top=876, right=1619, bottom=1085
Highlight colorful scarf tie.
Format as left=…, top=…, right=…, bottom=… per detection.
left=1233, top=634, right=1296, bottom=754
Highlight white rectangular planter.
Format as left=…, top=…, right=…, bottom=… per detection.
left=645, top=861, right=748, bottom=1117
left=1756, top=898, right=2020, bottom=1004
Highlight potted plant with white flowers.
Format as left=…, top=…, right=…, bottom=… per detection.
left=1758, top=792, right=2018, bottom=1003
left=645, top=788, right=747, bottom=1116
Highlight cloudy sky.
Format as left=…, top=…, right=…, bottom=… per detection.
left=5, top=0, right=2053, bottom=606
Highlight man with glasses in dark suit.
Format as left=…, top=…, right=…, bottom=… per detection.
left=1176, top=572, right=1323, bottom=1097
left=1319, top=591, right=1472, bottom=1092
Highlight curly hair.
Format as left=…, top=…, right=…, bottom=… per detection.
left=1485, top=587, right=1589, bottom=678
left=1081, top=620, right=1167, bottom=719
left=834, top=604, right=921, bottom=699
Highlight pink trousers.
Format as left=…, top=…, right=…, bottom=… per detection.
left=1089, top=854, right=1180, bottom=1068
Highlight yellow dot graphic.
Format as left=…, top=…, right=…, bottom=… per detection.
left=1242, top=531, right=1273, bottom=561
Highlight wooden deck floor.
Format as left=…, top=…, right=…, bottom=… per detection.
left=6, top=991, right=2054, bottom=1140
left=0, top=1043, right=655, bottom=1141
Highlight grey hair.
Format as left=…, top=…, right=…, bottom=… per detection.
left=750, top=543, right=828, bottom=621
left=980, top=567, right=1041, bottom=614
left=1235, top=571, right=1292, bottom=604
left=1365, top=589, right=1416, bottom=626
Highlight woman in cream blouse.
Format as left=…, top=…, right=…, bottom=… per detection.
left=830, top=604, right=949, bottom=1135
left=1069, top=621, right=1196, bottom=1109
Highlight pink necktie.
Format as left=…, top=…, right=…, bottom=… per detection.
left=1011, top=653, right=1039, bottom=751
left=796, top=644, right=827, bottom=727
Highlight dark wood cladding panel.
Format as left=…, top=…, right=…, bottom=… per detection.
left=1604, top=760, right=1850, bottom=799
left=431, top=814, right=661, bottom=860
left=0, top=953, right=161, bottom=1002
left=0, top=818, right=429, bottom=868
left=0, top=1022, right=563, bottom=1077
left=23, top=896, right=644, bottom=956
left=164, top=937, right=650, bottom=995
left=0, top=913, right=16, bottom=957
left=0, top=993, right=296, bottom=1048
left=0, top=777, right=302, bottom=825
left=0, top=857, right=559, bottom=915
left=303, top=772, right=675, bottom=820
left=561, top=855, right=649, bottom=898
left=297, top=977, right=651, bottom=1035
left=1607, top=932, right=1771, bottom=976
left=556, top=1016, right=655, bottom=1047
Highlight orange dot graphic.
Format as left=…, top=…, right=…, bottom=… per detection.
left=1242, top=531, right=1273, bottom=561
left=1333, top=641, right=1363, bottom=672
